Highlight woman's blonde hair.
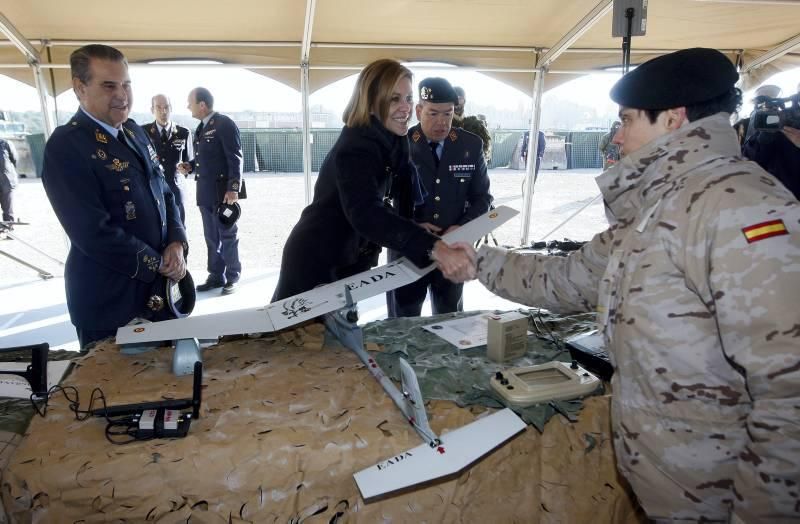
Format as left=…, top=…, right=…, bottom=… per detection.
left=343, top=59, right=412, bottom=127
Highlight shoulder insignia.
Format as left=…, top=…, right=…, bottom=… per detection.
left=742, top=219, right=788, bottom=243
left=96, top=149, right=107, bottom=160
left=449, top=129, right=458, bottom=142
left=95, top=130, right=108, bottom=144
left=412, top=130, right=421, bottom=143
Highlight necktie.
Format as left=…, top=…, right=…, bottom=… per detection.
left=160, top=127, right=168, bottom=143
left=196, top=122, right=204, bottom=140
left=429, top=141, right=440, bottom=169
left=118, top=129, right=144, bottom=166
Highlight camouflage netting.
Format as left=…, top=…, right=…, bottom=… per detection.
left=363, top=310, right=600, bottom=432
left=1, top=319, right=644, bottom=522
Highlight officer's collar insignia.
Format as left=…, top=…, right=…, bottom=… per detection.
left=412, top=130, right=421, bottom=142
left=448, top=129, right=458, bottom=142
left=124, top=128, right=135, bottom=138
left=209, top=118, right=214, bottom=126
left=71, top=121, right=78, bottom=126
left=106, top=158, right=129, bottom=172
left=95, top=130, right=108, bottom=143
left=96, top=149, right=107, bottom=160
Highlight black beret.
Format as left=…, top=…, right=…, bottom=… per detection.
left=419, top=77, right=458, bottom=105
left=610, top=48, right=738, bottom=110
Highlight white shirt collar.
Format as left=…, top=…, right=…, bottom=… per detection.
left=80, top=107, right=120, bottom=137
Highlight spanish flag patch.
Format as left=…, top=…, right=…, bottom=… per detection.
left=742, top=219, right=789, bottom=243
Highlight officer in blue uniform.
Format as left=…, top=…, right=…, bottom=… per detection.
left=179, top=87, right=244, bottom=295
left=387, top=77, right=492, bottom=317
left=42, top=44, right=187, bottom=349
left=144, top=94, right=193, bottom=225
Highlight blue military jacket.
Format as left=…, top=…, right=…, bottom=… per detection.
left=143, top=122, right=191, bottom=182
left=42, top=109, right=187, bottom=330
left=408, top=124, right=492, bottom=229
left=189, top=112, right=243, bottom=207
left=144, top=121, right=192, bottom=222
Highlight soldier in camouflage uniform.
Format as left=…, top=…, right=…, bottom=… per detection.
left=447, top=48, right=800, bottom=522
left=453, top=86, right=492, bottom=163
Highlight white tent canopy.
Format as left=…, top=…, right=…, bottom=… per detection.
left=1, top=0, right=798, bottom=242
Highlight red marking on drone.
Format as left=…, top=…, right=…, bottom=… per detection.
left=437, top=446, right=446, bottom=454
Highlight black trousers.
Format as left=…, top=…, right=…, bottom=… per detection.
left=0, top=189, right=13, bottom=222
left=386, top=249, right=464, bottom=317
left=76, top=327, right=117, bottom=350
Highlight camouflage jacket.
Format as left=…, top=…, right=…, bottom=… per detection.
left=454, top=115, right=491, bottom=161
left=476, top=114, right=800, bottom=522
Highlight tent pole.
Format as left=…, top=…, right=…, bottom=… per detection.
left=32, top=64, right=54, bottom=138
left=300, top=0, right=317, bottom=205
left=741, top=32, right=800, bottom=74
left=0, top=12, right=54, bottom=138
left=300, top=63, right=313, bottom=205
left=520, top=63, right=545, bottom=246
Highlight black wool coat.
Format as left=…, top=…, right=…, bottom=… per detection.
left=272, top=117, right=438, bottom=300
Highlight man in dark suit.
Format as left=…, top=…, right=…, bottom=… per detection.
left=178, top=87, right=243, bottom=295
left=0, top=137, right=18, bottom=222
left=42, top=44, right=187, bottom=349
left=144, top=94, right=192, bottom=225
left=387, top=77, right=492, bottom=317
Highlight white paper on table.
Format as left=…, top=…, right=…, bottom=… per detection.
left=0, top=360, right=72, bottom=398
left=422, top=313, right=495, bottom=349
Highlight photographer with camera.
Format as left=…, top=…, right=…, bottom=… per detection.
left=742, top=82, right=800, bottom=199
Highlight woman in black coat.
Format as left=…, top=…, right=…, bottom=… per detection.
left=272, top=59, right=474, bottom=301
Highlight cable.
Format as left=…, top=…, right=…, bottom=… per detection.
left=30, top=386, right=165, bottom=445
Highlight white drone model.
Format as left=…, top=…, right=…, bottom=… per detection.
left=116, top=205, right=526, bottom=500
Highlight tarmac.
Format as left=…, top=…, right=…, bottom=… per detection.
left=0, top=167, right=606, bottom=351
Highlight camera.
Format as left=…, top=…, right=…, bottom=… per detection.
left=752, top=94, right=800, bottom=132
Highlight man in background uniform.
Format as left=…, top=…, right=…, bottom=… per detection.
left=453, top=85, right=492, bottom=163
left=144, top=94, right=193, bottom=225
left=179, top=87, right=243, bottom=295
left=0, top=136, right=18, bottom=223
left=42, top=44, right=187, bottom=349
left=743, top=82, right=800, bottom=199
left=445, top=48, right=800, bottom=522
left=387, top=77, right=492, bottom=317
left=598, top=121, right=621, bottom=170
